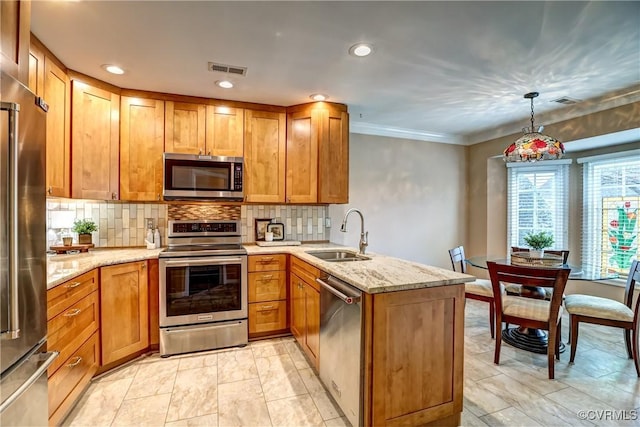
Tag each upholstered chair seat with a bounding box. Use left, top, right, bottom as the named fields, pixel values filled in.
left=502, top=296, right=563, bottom=323
left=565, top=295, right=633, bottom=322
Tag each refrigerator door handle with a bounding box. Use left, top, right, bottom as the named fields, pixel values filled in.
left=0, top=351, right=58, bottom=414
left=0, top=102, right=20, bottom=340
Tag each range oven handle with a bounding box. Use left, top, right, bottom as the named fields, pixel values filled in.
left=162, top=257, right=245, bottom=268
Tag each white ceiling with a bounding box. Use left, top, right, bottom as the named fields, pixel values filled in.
left=31, top=1, right=640, bottom=145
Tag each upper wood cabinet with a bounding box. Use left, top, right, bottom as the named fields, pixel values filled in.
left=44, top=59, right=71, bottom=198
left=286, top=109, right=318, bottom=203
left=28, top=35, right=44, bottom=96
left=71, top=80, right=120, bottom=200
left=206, top=105, right=244, bottom=157
left=100, top=261, right=149, bottom=366
left=1, top=0, right=30, bottom=84
left=244, top=110, right=286, bottom=203
left=164, top=101, right=206, bottom=154
left=120, top=96, right=165, bottom=201
left=286, top=102, right=349, bottom=204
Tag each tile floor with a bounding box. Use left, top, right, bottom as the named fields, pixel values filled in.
left=64, top=299, right=640, bottom=426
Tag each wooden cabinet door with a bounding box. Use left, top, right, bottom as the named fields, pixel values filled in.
left=244, top=110, right=286, bottom=203
left=304, top=283, right=320, bottom=361
left=148, top=259, right=160, bottom=348
left=120, top=97, right=165, bottom=201
left=165, top=101, right=206, bottom=154
left=0, top=0, right=30, bottom=84
left=44, top=58, right=71, bottom=198
left=100, top=261, right=149, bottom=366
left=286, top=108, right=318, bottom=203
left=71, top=81, right=120, bottom=200
left=289, top=272, right=305, bottom=342
left=28, top=37, right=45, bottom=96
left=206, top=105, right=244, bottom=157
left=318, top=107, right=349, bottom=204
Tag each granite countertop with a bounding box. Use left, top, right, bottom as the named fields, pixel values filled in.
left=47, top=244, right=474, bottom=293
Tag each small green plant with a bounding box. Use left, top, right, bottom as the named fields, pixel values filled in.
left=524, top=231, right=554, bottom=251
left=72, top=218, right=98, bottom=234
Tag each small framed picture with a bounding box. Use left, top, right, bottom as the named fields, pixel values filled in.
left=255, top=218, right=272, bottom=241
left=267, top=222, right=285, bottom=241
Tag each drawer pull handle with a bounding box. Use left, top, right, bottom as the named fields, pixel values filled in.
left=66, top=356, right=83, bottom=368
left=261, top=275, right=274, bottom=280
left=260, top=305, right=274, bottom=310
left=64, top=308, right=82, bottom=317
left=65, top=281, right=81, bottom=289
left=260, top=257, right=274, bottom=262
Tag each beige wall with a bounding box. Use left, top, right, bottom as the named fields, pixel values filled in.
left=329, top=133, right=467, bottom=269
left=466, top=102, right=640, bottom=292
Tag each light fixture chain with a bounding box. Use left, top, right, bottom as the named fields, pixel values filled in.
left=530, top=96, right=535, bottom=132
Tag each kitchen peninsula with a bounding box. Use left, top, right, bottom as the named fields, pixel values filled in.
left=47, top=245, right=472, bottom=426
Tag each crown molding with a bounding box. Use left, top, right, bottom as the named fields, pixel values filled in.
left=349, top=121, right=464, bottom=145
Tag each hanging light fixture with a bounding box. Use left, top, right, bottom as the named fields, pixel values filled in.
left=503, top=92, right=564, bottom=162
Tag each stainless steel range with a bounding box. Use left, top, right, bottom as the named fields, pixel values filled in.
left=159, top=220, right=247, bottom=356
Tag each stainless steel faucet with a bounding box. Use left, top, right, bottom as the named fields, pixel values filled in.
left=340, top=208, right=368, bottom=254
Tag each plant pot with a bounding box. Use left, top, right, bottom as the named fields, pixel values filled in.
left=530, top=249, right=544, bottom=258
left=78, top=233, right=92, bottom=245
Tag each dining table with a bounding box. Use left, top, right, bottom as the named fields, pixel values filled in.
left=465, top=255, right=619, bottom=355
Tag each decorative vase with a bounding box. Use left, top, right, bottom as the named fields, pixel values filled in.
left=78, top=233, right=92, bottom=244
left=530, top=249, right=544, bottom=258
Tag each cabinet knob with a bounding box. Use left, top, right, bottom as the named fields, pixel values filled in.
left=208, top=151, right=211, bottom=156
left=112, top=192, right=117, bottom=200
left=157, top=193, right=161, bottom=201
left=141, top=263, right=146, bottom=270
left=47, top=186, right=52, bottom=195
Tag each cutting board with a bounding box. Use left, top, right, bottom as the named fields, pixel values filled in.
left=50, top=243, right=94, bottom=254
left=255, top=241, right=301, bottom=247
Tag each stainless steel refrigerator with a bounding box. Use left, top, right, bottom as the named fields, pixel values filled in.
left=1, top=72, right=58, bottom=426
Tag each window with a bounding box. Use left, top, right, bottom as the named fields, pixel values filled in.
left=579, top=151, right=640, bottom=278
left=507, top=161, right=570, bottom=252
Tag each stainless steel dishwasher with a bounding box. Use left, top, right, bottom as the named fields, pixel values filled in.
left=316, top=276, right=363, bottom=427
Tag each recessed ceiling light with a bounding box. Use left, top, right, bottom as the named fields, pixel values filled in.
left=348, top=43, right=373, bottom=57
left=310, top=93, right=328, bottom=101
left=216, top=80, right=234, bottom=89
left=102, top=64, right=125, bottom=75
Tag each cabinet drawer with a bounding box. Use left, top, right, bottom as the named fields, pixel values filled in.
left=248, top=254, right=287, bottom=272
left=48, top=332, right=100, bottom=421
left=47, top=291, right=99, bottom=377
left=47, top=269, right=99, bottom=320
left=248, top=271, right=286, bottom=302
left=249, top=300, right=287, bottom=334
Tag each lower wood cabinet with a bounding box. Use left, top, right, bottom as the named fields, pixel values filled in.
left=248, top=254, right=288, bottom=338
left=46, top=269, right=100, bottom=426
left=289, top=256, right=321, bottom=370
left=100, top=261, right=149, bottom=367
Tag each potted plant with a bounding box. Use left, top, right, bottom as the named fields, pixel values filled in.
left=72, top=219, right=98, bottom=245
left=524, top=231, right=554, bottom=258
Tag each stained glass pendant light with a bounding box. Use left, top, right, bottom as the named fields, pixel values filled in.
left=503, top=92, right=564, bottom=162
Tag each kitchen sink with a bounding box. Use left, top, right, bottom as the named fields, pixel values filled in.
left=306, top=250, right=371, bottom=262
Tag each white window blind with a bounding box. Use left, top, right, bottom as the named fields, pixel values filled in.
left=580, top=151, right=640, bottom=277
left=507, top=162, right=569, bottom=252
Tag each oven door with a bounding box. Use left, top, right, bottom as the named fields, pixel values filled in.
left=159, top=255, right=247, bottom=327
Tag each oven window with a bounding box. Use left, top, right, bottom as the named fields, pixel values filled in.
left=172, top=165, right=229, bottom=191
left=165, top=264, right=241, bottom=316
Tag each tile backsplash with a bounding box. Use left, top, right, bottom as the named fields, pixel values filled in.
left=46, top=199, right=330, bottom=248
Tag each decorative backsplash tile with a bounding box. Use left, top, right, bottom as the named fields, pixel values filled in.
left=46, top=200, right=330, bottom=248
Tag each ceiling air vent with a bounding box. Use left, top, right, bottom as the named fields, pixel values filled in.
left=552, top=96, right=581, bottom=105
left=207, top=62, right=247, bottom=76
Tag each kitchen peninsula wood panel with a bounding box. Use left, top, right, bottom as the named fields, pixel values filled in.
left=120, top=97, right=165, bottom=201
left=244, top=110, right=286, bottom=203
left=366, top=284, right=464, bottom=426
left=100, top=261, right=149, bottom=366
left=71, top=80, right=120, bottom=200
left=206, top=105, right=244, bottom=157
left=44, top=58, right=71, bottom=197
left=164, top=101, right=206, bottom=154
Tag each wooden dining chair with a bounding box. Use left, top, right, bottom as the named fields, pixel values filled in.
left=487, top=261, right=570, bottom=379
left=507, top=247, right=570, bottom=300
left=565, top=260, right=640, bottom=376
left=449, top=246, right=496, bottom=338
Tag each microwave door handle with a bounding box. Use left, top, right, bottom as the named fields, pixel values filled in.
left=1, top=102, right=20, bottom=340
left=163, top=257, right=244, bottom=268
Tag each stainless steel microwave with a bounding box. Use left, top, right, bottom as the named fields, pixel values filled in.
left=163, top=153, right=244, bottom=200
